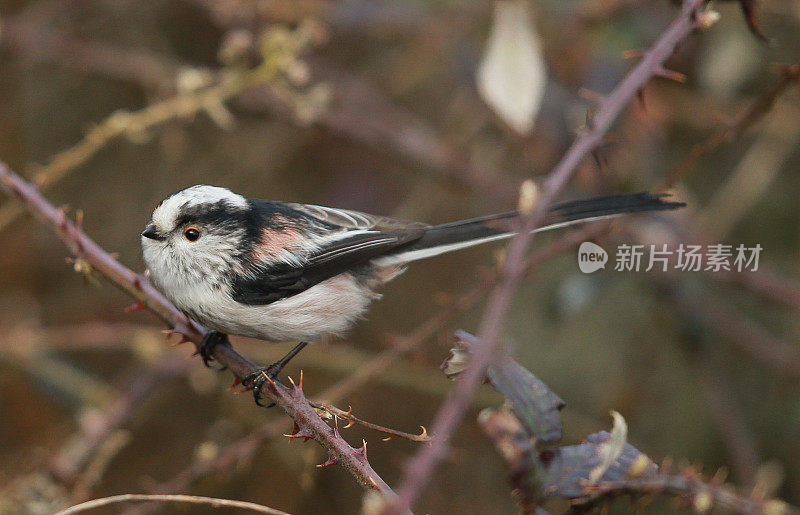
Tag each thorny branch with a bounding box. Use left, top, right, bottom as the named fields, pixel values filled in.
left=387, top=1, right=710, bottom=511
left=479, top=402, right=787, bottom=514
left=55, top=493, right=289, bottom=515
left=0, top=162, right=396, bottom=499
left=312, top=402, right=430, bottom=443
left=131, top=223, right=608, bottom=509
left=581, top=473, right=785, bottom=513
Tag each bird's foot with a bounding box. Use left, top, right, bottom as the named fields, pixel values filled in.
left=199, top=330, right=231, bottom=369
left=241, top=362, right=285, bottom=407
left=241, top=341, right=309, bottom=407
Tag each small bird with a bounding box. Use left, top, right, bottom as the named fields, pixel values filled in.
left=142, top=185, right=683, bottom=401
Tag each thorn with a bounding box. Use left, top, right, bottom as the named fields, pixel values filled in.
left=59, top=209, right=69, bottom=231
left=285, top=426, right=314, bottom=441
left=654, top=66, right=687, bottom=83
left=171, top=334, right=191, bottom=347
left=228, top=377, right=242, bottom=391
left=345, top=405, right=353, bottom=417
left=418, top=426, right=429, bottom=440
left=332, top=417, right=340, bottom=439
left=578, top=88, right=606, bottom=105
left=382, top=435, right=395, bottom=442
left=124, top=301, right=146, bottom=312
left=132, top=274, right=143, bottom=290
left=344, top=420, right=355, bottom=429
left=316, top=454, right=338, bottom=468
left=287, top=375, right=295, bottom=387
left=352, top=439, right=368, bottom=461
left=298, top=370, right=304, bottom=391
left=109, top=252, right=120, bottom=259
left=75, top=209, right=84, bottom=228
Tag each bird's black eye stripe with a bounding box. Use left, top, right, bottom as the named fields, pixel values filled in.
left=184, top=226, right=200, bottom=241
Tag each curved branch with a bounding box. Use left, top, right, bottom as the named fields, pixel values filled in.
left=388, top=1, right=708, bottom=512
left=0, top=162, right=395, bottom=498
left=55, top=493, right=289, bottom=515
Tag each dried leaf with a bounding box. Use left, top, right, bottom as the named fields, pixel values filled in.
left=539, top=431, right=659, bottom=498
left=441, top=343, right=470, bottom=379
left=487, top=355, right=564, bottom=443
left=477, top=0, right=546, bottom=135
left=451, top=331, right=564, bottom=443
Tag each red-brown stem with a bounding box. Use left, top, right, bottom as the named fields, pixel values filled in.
left=388, top=1, right=707, bottom=512
left=0, top=162, right=395, bottom=498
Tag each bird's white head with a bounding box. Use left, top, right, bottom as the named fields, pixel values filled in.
left=141, top=185, right=251, bottom=293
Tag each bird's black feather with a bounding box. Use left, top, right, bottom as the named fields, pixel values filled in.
left=230, top=193, right=684, bottom=305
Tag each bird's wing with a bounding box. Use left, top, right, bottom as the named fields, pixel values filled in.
left=230, top=202, right=427, bottom=305
left=290, top=203, right=430, bottom=231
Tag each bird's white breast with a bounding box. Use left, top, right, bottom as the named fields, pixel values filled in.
left=144, top=235, right=377, bottom=342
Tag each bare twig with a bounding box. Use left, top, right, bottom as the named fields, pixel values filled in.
left=0, top=162, right=395, bottom=497
left=0, top=16, right=518, bottom=225
left=662, top=62, right=800, bottom=190
left=387, top=2, right=707, bottom=511
left=55, top=493, right=289, bottom=515
left=0, top=23, right=313, bottom=233
left=582, top=473, right=783, bottom=514
left=311, top=402, right=430, bottom=442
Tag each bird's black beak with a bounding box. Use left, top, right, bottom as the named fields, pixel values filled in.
left=141, top=224, right=165, bottom=241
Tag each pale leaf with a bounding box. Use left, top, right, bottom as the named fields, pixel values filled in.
left=589, top=410, right=628, bottom=484
left=477, top=0, right=546, bottom=135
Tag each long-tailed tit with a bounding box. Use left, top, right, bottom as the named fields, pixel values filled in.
left=142, top=185, right=683, bottom=402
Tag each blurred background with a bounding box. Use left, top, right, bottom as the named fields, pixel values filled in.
left=1, top=0, right=799, bottom=513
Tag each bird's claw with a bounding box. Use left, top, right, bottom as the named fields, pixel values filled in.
left=242, top=364, right=282, bottom=408
left=199, top=330, right=231, bottom=370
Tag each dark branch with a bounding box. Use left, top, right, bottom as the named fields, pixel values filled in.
left=388, top=1, right=708, bottom=511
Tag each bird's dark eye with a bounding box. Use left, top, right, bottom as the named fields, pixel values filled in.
left=183, top=226, right=200, bottom=241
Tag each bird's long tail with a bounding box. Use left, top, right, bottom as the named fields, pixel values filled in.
left=377, top=193, right=684, bottom=266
